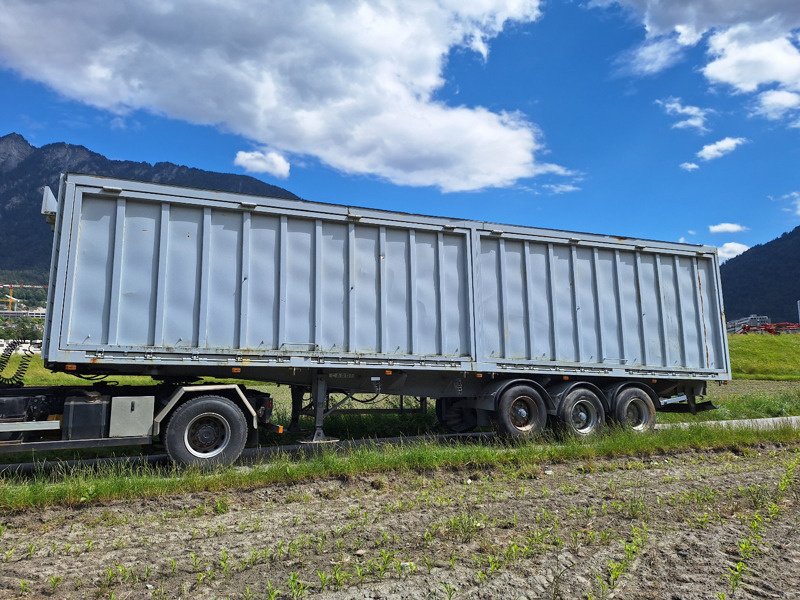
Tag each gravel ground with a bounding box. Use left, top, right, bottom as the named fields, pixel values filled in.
left=0, top=444, right=798, bottom=599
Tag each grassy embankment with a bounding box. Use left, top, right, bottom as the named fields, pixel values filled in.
left=1, top=425, right=799, bottom=511
left=729, top=333, right=800, bottom=381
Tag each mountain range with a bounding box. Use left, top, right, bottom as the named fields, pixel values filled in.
left=1, top=132, right=797, bottom=323
left=720, top=225, right=800, bottom=323
left=0, top=132, right=298, bottom=274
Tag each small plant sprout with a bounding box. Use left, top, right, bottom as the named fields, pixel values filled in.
left=48, top=575, right=63, bottom=593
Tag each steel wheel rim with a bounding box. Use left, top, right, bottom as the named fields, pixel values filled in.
left=571, top=398, right=599, bottom=434
left=509, top=396, right=538, bottom=431
left=184, top=412, right=231, bottom=458
left=625, top=397, right=650, bottom=431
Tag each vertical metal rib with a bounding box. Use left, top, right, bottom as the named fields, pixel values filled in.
left=408, top=229, right=418, bottom=354
left=673, top=255, right=687, bottom=367
left=522, top=241, right=535, bottom=360
left=238, top=211, right=251, bottom=350
left=379, top=227, right=388, bottom=354
left=277, top=216, right=288, bottom=349
left=436, top=232, right=446, bottom=355
left=313, top=220, right=322, bottom=348
left=546, top=243, right=557, bottom=360
left=497, top=238, right=508, bottom=358
left=654, top=253, right=668, bottom=366
left=633, top=250, right=647, bottom=366
left=197, top=207, right=212, bottom=348
left=106, top=198, right=126, bottom=345
left=347, top=223, right=357, bottom=352
left=570, top=245, right=581, bottom=363
left=153, top=203, right=170, bottom=347
left=691, top=257, right=707, bottom=369
left=613, top=250, right=625, bottom=364
left=591, top=248, right=604, bottom=363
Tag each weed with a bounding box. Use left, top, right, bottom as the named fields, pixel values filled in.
left=219, top=548, right=231, bottom=576
left=727, top=561, right=747, bottom=593
left=265, top=580, right=280, bottom=600
left=317, top=570, right=330, bottom=590
left=213, top=497, right=230, bottom=514
left=287, top=572, right=307, bottom=599
left=445, top=512, right=487, bottom=542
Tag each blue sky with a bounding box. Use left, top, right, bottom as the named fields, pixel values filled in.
left=1, top=1, right=799, bottom=259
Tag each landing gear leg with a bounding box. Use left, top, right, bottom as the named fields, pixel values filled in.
left=302, top=373, right=338, bottom=444
left=687, top=392, right=697, bottom=415
left=288, top=386, right=304, bottom=433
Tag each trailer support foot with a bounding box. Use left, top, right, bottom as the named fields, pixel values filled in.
left=301, top=374, right=338, bottom=444
left=288, top=386, right=304, bottom=433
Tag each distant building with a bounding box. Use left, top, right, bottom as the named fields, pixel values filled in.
left=727, top=314, right=770, bottom=333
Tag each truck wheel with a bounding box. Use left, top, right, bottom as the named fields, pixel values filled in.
left=495, top=385, right=546, bottom=439
left=557, top=388, right=605, bottom=436
left=164, top=395, right=247, bottom=467
left=613, top=388, right=656, bottom=432
left=436, top=397, right=477, bottom=433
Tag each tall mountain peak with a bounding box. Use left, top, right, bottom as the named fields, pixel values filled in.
left=0, top=132, right=35, bottom=173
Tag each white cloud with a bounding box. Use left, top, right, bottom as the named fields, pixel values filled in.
left=0, top=1, right=554, bottom=192
left=600, top=2, right=800, bottom=126
left=678, top=236, right=687, bottom=243
left=717, top=241, right=749, bottom=261
left=542, top=183, right=581, bottom=194
left=782, top=191, right=800, bottom=216
left=696, top=136, right=747, bottom=161
left=688, top=229, right=697, bottom=235
left=704, top=25, right=800, bottom=93
left=756, top=89, right=800, bottom=119
left=709, top=222, right=748, bottom=233
left=620, top=37, right=685, bottom=75
left=657, top=97, right=711, bottom=131
left=234, top=149, right=290, bottom=178
left=680, top=162, right=700, bottom=171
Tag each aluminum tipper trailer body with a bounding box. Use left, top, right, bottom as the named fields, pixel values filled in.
left=0, top=174, right=729, bottom=464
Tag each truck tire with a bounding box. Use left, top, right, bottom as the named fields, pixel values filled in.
left=613, top=387, right=656, bottom=432
left=557, top=388, right=605, bottom=436
left=495, top=385, right=546, bottom=439
left=164, top=395, right=248, bottom=467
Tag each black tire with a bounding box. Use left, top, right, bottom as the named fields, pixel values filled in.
left=495, top=385, right=547, bottom=439
left=436, top=397, right=477, bottom=433
left=557, top=387, right=606, bottom=436
left=164, top=395, right=248, bottom=467
left=613, top=387, right=656, bottom=432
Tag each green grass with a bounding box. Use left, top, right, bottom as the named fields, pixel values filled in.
left=0, top=426, right=798, bottom=511
left=728, top=334, right=800, bottom=381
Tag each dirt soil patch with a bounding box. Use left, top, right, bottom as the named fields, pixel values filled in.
left=1, top=445, right=799, bottom=599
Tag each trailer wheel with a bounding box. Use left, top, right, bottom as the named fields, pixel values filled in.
left=613, top=388, right=656, bottom=432
left=436, top=397, right=477, bottom=433
left=557, top=388, right=605, bottom=436
left=164, top=395, right=248, bottom=466
left=495, top=385, right=547, bottom=439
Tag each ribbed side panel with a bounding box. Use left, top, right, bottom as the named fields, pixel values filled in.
left=476, top=234, right=724, bottom=371
left=65, top=194, right=472, bottom=358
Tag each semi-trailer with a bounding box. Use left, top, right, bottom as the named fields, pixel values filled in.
left=0, top=174, right=730, bottom=465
